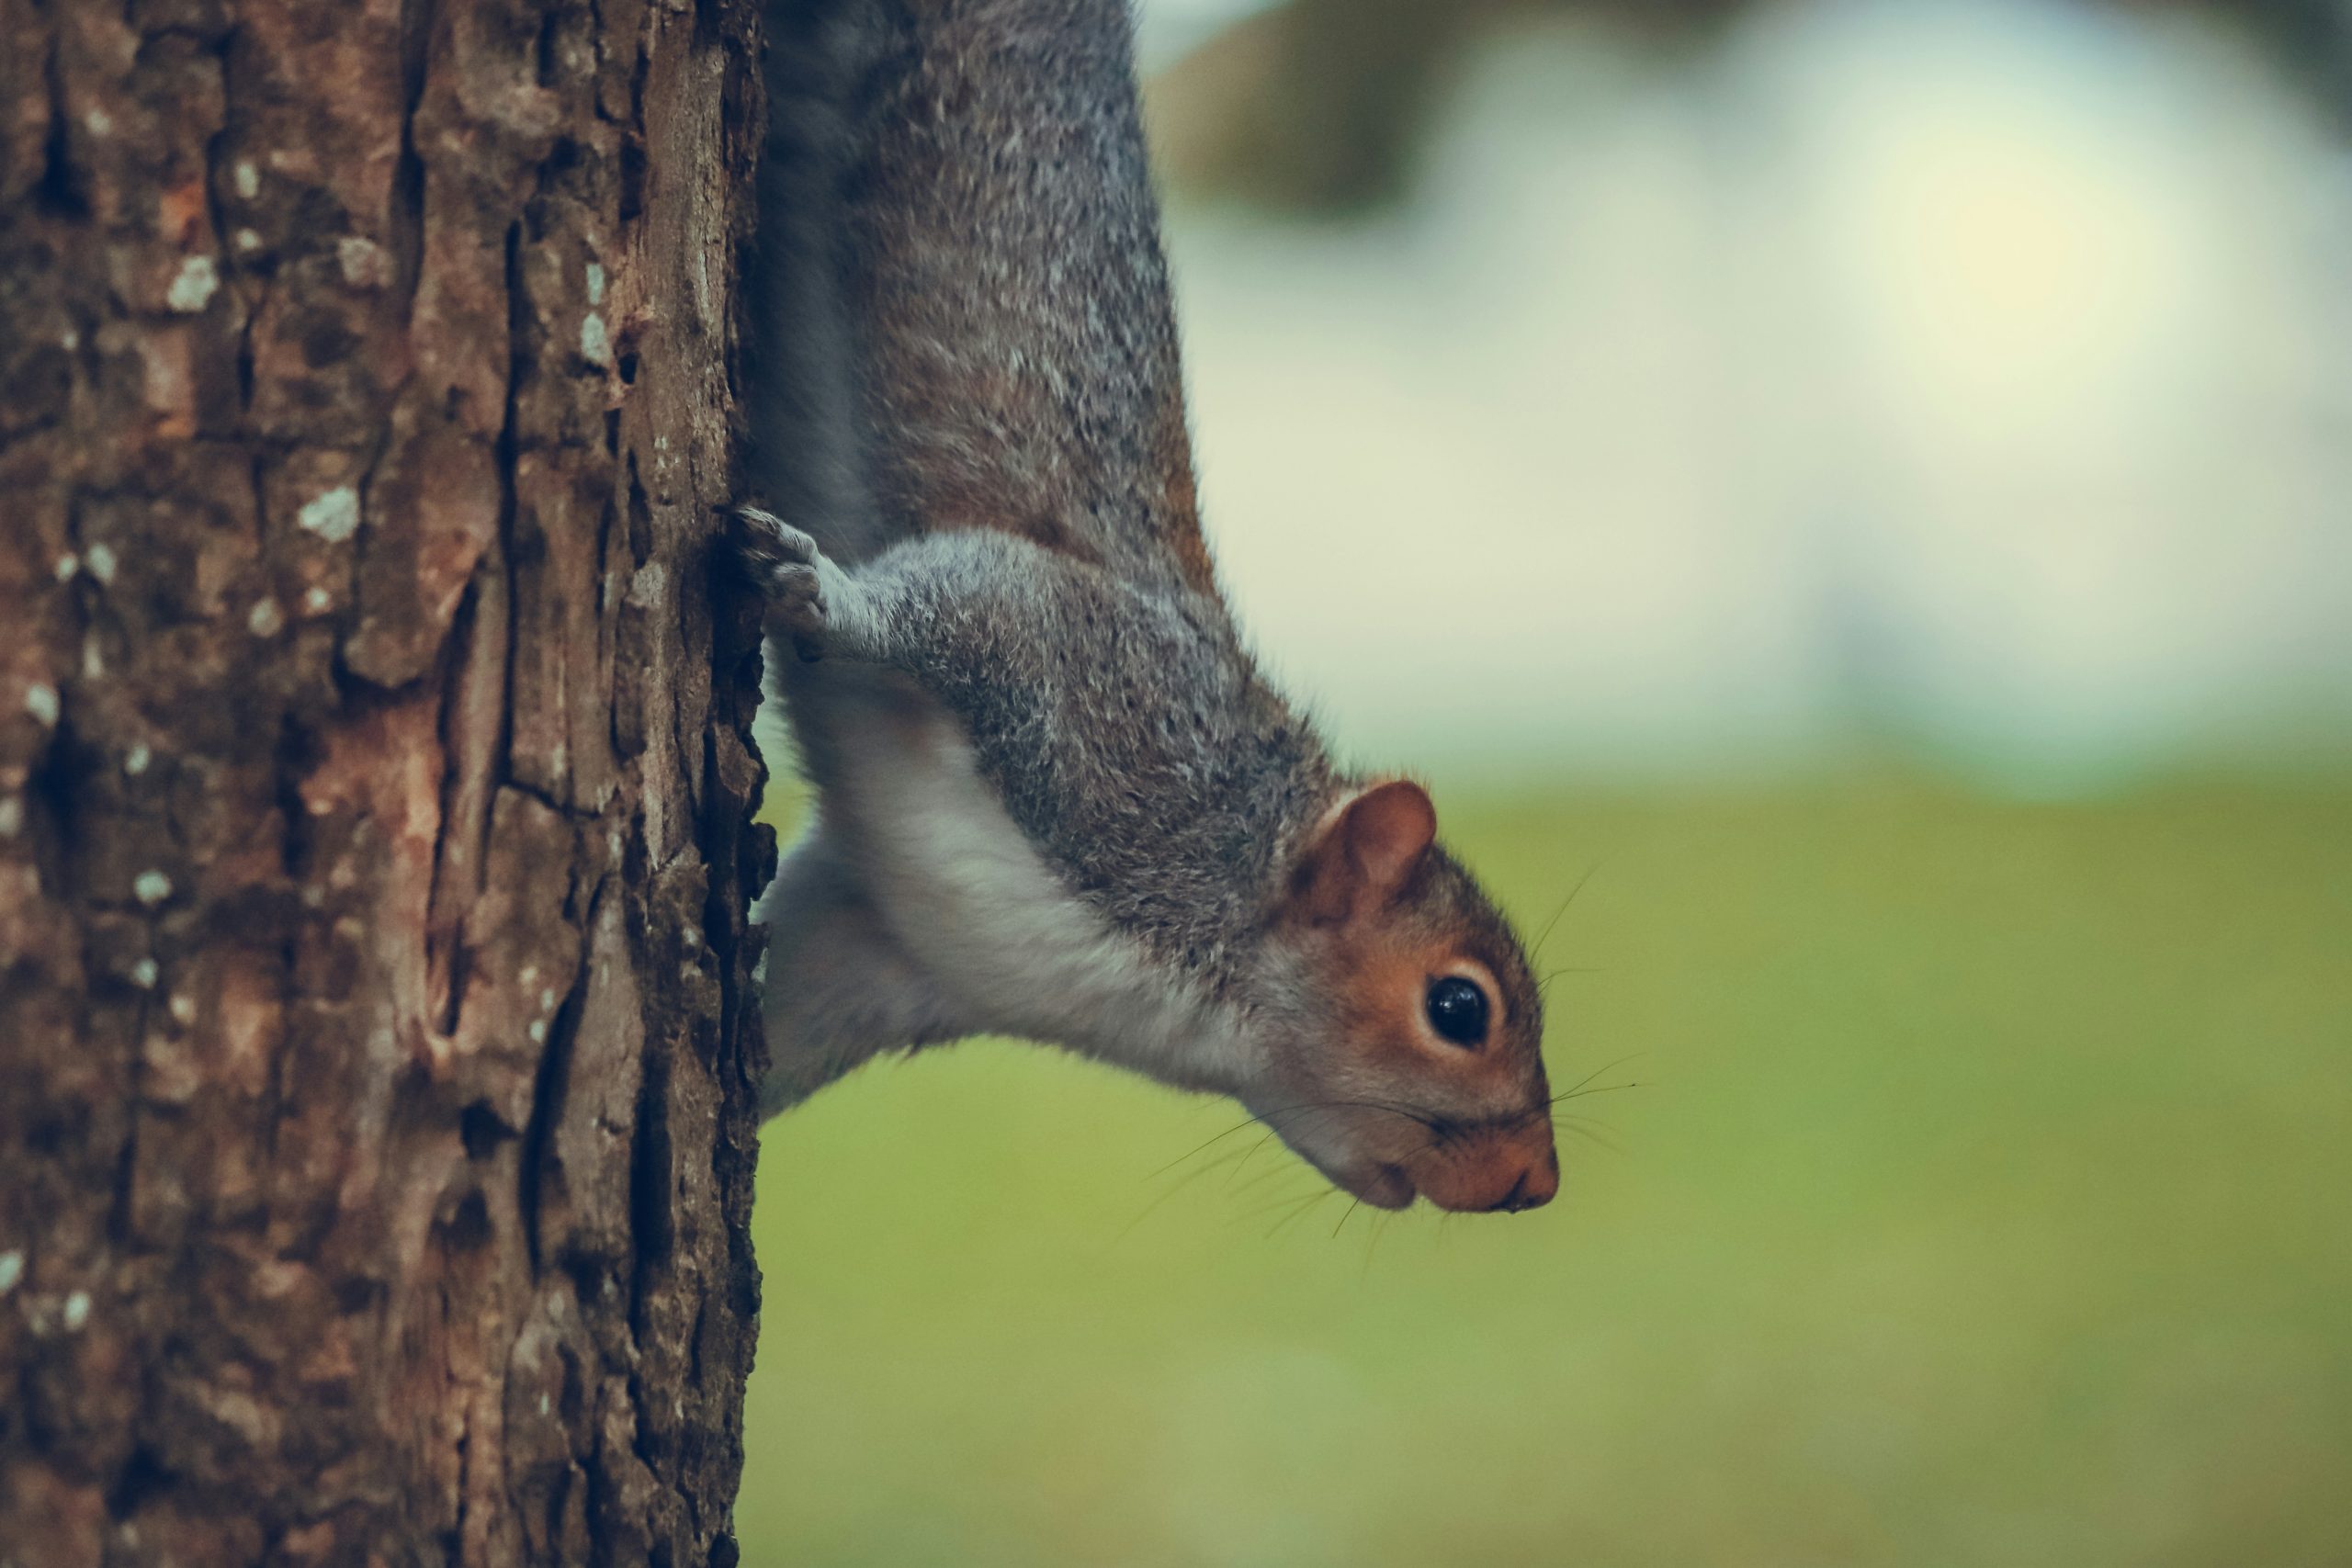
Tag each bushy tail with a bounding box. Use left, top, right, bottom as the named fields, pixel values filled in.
left=745, top=0, right=899, bottom=563
left=749, top=0, right=1215, bottom=591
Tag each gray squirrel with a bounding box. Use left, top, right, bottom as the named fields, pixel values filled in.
left=738, top=0, right=1558, bottom=1213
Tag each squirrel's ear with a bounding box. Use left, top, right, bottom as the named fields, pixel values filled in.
left=1290, top=779, right=1438, bottom=927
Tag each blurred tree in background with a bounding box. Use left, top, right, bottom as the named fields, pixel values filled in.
left=1148, top=0, right=2352, bottom=214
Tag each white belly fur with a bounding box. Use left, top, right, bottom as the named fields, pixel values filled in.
left=771, top=661, right=1249, bottom=1093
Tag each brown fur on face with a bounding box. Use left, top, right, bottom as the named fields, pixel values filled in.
left=1255, top=782, right=1556, bottom=1213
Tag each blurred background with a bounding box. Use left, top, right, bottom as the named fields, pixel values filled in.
left=739, top=0, right=2352, bottom=1562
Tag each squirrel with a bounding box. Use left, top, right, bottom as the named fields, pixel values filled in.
left=737, top=0, right=1558, bottom=1214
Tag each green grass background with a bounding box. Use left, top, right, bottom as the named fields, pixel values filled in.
left=733, top=774, right=2352, bottom=1566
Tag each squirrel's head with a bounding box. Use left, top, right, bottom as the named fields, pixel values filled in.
left=1247, top=780, right=1556, bottom=1214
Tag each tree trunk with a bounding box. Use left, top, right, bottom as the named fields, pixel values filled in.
left=0, top=1, right=771, bottom=1562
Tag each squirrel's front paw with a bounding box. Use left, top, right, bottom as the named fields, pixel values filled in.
left=732, top=505, right=831, bottom=660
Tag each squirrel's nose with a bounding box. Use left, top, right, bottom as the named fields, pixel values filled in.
left=1481, top=1146, right=1559, bottom=1213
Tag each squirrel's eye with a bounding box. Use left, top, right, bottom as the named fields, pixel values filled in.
left=1424, top=976, right=1488, bottom=1047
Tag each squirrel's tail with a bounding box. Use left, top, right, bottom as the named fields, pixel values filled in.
left=752, top=0, right=1216, bottom=592
left=745, top=0, right=900, bottom=564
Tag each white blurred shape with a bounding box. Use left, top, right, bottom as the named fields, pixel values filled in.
left=1157, top=0, right=2352, bottom=788
left=1792, top=2, right=2209, bottom=454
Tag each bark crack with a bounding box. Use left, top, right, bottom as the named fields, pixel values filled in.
left=519, top=874, right=603, bottom=1277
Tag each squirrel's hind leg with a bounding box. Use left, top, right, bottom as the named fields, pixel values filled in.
left=756, top=824, right=968, bottom=1115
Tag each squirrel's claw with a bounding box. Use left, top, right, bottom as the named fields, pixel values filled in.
left=732, top=505, right=830, bottom=660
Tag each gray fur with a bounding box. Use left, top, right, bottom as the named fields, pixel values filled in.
left=740, top=510, right=1338, bottom=992
left=753, top=0, right=1209, bottom=582
left=748, top=0, right=1346, bottom=997
left=744, top=0, right=1555, bottom=1209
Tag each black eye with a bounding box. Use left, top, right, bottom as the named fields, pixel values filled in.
left=1424, top=976, right=1489, bottom=1047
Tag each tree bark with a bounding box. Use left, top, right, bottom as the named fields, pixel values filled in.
left=0, top=1, right=770, bottom=1562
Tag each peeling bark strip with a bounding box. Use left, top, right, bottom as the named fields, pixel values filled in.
left=0, top=1, right=771, bottom=1562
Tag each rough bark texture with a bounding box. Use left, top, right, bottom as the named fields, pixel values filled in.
left=0, top=1, right=771, bottom=1562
